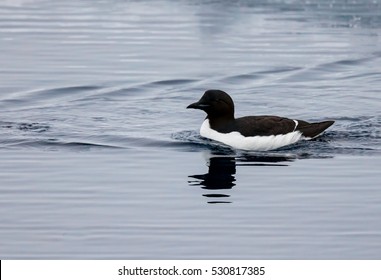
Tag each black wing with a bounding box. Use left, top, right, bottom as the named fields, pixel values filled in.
left=229, top=116, right=298, bottom=137
left=232, top=116, right=334, bottom=138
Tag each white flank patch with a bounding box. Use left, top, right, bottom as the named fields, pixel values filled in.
left=200, top=119, right=304, bottom=151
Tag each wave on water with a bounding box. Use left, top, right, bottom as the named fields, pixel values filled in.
left=1, top=121, right=50, bottom=133
left=2, top=139, right=120, bottom=150
left=1, top=114, right=379, bottom=154
left=0, top=120, right=120, bottom=150
left=1, top=77, right=380, bottom=155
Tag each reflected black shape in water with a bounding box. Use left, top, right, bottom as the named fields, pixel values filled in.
left=189, top=156, right=236, bottom=190
left=203, top=194, right=230, bottom=198
left=188, top=153, right=293, bottom=204
left=188, top=156, right=236, bottom=204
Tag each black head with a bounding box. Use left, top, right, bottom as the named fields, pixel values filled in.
left=187, top=89, right=235, bottom=119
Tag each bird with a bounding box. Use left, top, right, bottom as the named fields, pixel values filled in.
left=187, top=89, right=334, bottom=151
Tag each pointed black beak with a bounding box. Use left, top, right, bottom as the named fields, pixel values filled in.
left=187, top=101, right=210, bottom=110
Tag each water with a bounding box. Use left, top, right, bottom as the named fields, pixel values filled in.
left=0, top=0, right=381, bottom=259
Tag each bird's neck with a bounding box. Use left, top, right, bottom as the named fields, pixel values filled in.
left=207, top=114, right=235, bottom=133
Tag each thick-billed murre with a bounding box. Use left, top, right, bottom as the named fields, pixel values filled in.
left=187, top=89, right=334, bottom=151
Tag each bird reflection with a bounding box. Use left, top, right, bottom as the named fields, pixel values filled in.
left=189, top=156, right=236, bottom=189
left=188, top=152, right=292, bottom=204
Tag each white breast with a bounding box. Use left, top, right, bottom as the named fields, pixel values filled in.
left=200, top=119, right=304, bottom=151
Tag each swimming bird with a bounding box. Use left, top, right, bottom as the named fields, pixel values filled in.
left=187, top=89, right=334, bottom=151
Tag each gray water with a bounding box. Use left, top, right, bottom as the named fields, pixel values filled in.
left=1, top=0, right=381, bottom=259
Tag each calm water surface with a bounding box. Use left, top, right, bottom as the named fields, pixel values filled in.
left=0, top=0, right=381, bottom=259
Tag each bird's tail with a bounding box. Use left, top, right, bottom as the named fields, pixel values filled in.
left=298, top=120, right=335, bottom=139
